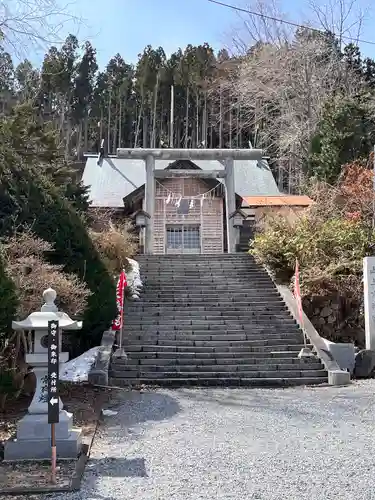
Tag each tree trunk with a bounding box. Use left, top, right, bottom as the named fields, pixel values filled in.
left=107, top=89, right=112, bottom=154
left=112, top=98, right=118, bottom=153
left=195, top=90, right=199, bottom=148
left=76, top=122, right=83, bottom=160
left=219, top=85, right=223, bottom=148
left=118, top=94, right=122, bottom=148
left=134, top=88, right=144, bottom=148
left=229, top=98, right=232, bottom=148
left=64, top=120, right=72, bottom=160
left=170, top=85, right=174, bottom=147
left=203, top=90, right=207, bottom=145
left=84, top=114, right=89, bottom=152
left=238, top=103, right=242, bottom=148
left=100, top=108, right=103, bottom=142
left=143, top=111, right=148, bottom=148
left=184, top=86, right=189, bottom=148
left=151, top=73, right=160, bottom=148
left=209, top=100, right=214, bottom=148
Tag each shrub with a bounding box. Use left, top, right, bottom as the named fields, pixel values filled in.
left=0, top=252, right=18, bottom=343
left=252, top=170, right=375, bottom=302
left=1, top=230, right=92, bottom=319
left=90, top=220, right=138, bottom=275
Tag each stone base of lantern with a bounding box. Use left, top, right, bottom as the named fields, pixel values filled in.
left=3, top=410, right=82, bottom=462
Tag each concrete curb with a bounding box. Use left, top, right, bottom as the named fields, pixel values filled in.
left=88, top=330, right=116, bottom=386
left=277, top=285, right=351, bottom=386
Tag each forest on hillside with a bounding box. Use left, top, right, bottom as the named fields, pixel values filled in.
left=1, top=0, right=375, bottom=194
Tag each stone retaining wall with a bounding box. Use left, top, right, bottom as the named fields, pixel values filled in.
left=302, top=295, right=364, bottom=347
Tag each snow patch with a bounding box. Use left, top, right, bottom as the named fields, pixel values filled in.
left=60, top=347, right=100, bottom=383
left=126, top=258, right=143, bottom=299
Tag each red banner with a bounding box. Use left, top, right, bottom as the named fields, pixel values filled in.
left=294, top=259, right=304, bottom=326
left=112, top=270, right=127, bottom=331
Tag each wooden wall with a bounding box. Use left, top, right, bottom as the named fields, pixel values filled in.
left=153, top=178, right=224, bottom=254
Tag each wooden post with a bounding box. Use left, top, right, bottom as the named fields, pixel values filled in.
left=48, top=319, right=59, bottom=484
left=51, top=423, right=56, bottom=484
left=225, top=158, right=236, bottom=253
left=145, top=155, right=155, bottom=254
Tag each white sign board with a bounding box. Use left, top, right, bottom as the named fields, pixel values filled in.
left=363, top=257, right=375, bottom=350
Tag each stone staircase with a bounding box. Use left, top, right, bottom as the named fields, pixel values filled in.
left=110, top=254, right=327, bottom=387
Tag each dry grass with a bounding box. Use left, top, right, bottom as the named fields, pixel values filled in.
left=89, top=219, right=138, bottom=275
left=1, top=230, right=91, bottom=319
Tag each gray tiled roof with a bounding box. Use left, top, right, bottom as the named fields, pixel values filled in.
left=81, top=156, right=280, bottom=208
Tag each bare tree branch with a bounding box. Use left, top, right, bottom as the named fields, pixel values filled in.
left=228, top=0, right=294, bottom=52
left=220, top=34, right=364, bottom=191
left=0, top=0, right=82, bottom=56
left=307, top=0, right=371, bottom=47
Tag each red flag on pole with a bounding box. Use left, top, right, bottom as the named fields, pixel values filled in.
left=112, top=270, right=127, bottom=331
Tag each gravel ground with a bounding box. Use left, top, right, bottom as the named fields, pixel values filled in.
left=12, top=380, right=375, bottom=500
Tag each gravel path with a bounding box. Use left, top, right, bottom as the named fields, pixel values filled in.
left=20, top=381, right=375, bottom=499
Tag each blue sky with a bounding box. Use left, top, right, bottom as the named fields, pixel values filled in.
left=26, top=0, right=375, bottom=68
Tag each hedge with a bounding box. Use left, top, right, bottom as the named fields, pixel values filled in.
left=0, top=251, right=18, bottom=342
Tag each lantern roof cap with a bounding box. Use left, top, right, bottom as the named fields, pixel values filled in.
left=12, top=288, right=82, bottom=331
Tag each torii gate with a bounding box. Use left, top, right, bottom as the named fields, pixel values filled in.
left=116, top=148, right=264, bottom=254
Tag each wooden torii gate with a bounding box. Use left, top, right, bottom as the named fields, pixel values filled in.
left=116, top=148, right=263, bottom=254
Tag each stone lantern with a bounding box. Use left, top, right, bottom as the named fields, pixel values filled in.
left=4, top=288, right=83, bottom=462
left=131, top=209, right=150, bottom=254
left=229, top=209, right=247, bottom=249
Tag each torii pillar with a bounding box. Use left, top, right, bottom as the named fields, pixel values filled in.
left=145, top=154, right=155, bottom=254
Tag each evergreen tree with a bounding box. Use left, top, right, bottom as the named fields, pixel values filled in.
left=308, top=93, right=375, bottom=183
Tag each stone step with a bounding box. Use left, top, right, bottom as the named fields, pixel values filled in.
left=126, top=344, right=309, bottom=353
left=111, top=368, right=327, bottom=379
left=142, top=288, right=277, bottom=295
left=143, top=281, right=274, bottom=286
left=109, top=376, right=327, bottom=388
left=125, top=327, right=301, bottom=336
left=125, top=338, right=304, bottom=347
left=141, top=270, right=264, bottom=274
left=125, top=326, right=298, bottom=334
left=127, top=304, right=285, bottom=310
left=113, top=356, right=316, bottom=366
left=125, top=333, right=302, bottom=342
left=142, top=272, right=264, bottom=276
left=133, top=302, right=284, bottom=307
left=125, top=325, right=298, bottom=332
left=111, top=363, right=324, bottom=376
left=136, top=256, right=256, bottom=261
left=133, top=297, right=283, bottom=303
left=125, top=318, right=297, bottom=326
left=141, top=271, right=273, bottom=283
left=126, top=301, right=286, bottom=307
left=125, top=320, right=295, bottom=327
left=137, top=259, right=256, bottom=262
left=125, top=308, right=290, bottom=316
left=120, top=350, right=301, bottom=360
left=142, top=292, right=275, bottom=298
left=135, top=291, right=282, bottom=297
left=142, top=271, right=269, bottom=276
